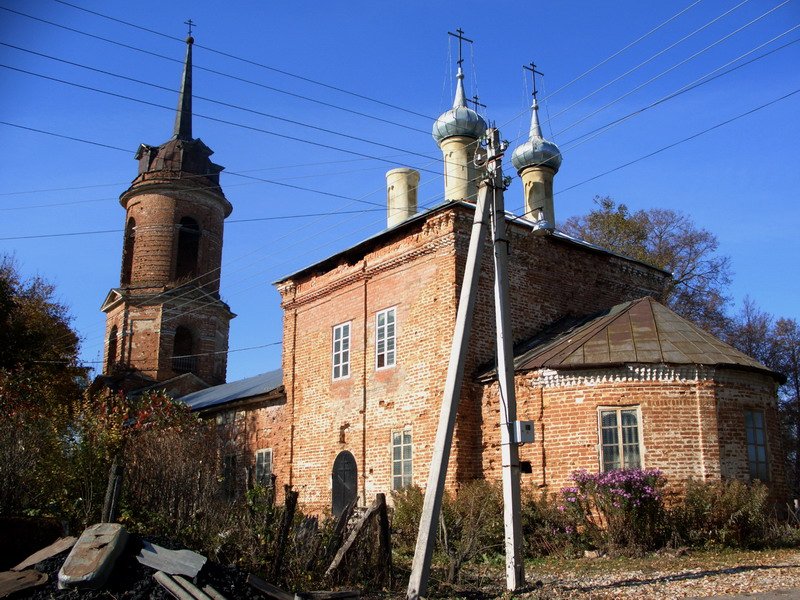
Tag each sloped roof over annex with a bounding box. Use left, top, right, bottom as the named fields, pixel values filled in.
left=179, top=368, right=283, bottom=412
left=478, top=297, right=782, bottom=382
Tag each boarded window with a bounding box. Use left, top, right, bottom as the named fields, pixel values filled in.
left=599, top=408, right=641, bottom=471
left=175, top=217, right=200, bottom=280
left=376, top=307, right=396, bottom=369
left=332, top=322, right=351, bottom=380
left=745, top=410, right=769, bottom=481
left=392, top=429, right=412, bottom=490
left=121, top=218, right=135, bottom=284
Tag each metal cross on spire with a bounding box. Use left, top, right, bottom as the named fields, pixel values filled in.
left=448, top=28, right=473, bottom=69
left=523, top=61, right=544, bottom=100
left=184, top=18, right=195, bottom=37
left=468, top=94, right=486, bottom=112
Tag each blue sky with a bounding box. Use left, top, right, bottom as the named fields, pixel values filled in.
left=1, top=0, right=798, bottom=382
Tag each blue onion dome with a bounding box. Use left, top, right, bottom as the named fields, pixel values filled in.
left=432, top=67, right=487, bottom=144
left=511, top=98, right=562, bottom=173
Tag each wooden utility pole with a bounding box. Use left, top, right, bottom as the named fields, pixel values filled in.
left=407, top=128, right=524, bottom=599
left=487, top=127, right=525, bottom=588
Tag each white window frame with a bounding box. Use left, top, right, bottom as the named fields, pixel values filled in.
left=597, top=406, right=643, bottom=472
left=375, top=307, right=397, bottom=370
left=332, top=322, right=351, bottom=380
left=255, top=448, right=273, bottom=487
left=391, top=428, right=412, bottom=490
left=744, top=409, right=769, bottom=481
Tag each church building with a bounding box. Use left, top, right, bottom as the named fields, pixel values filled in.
left=106, top=35, right=786, bottom=514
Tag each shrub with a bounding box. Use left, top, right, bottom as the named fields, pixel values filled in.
left=671, top=479, right=770, bottom=548
left=521, top=490, right=584, bottom=558
left=390, top=480, right=504, bottom=585
left=559, top=468, right=667, bottom=555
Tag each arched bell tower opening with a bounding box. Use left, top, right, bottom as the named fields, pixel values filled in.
left=100, top=33, right=234, bottom=390
left=121, top=218, right=135, bottom=285
left=176, top=217, right=201, bottom=280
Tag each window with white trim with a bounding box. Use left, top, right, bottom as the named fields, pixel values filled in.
left=599, top=407, right=642, bottom=471
left=392, top=429, right=412, bottom=490
left=255, top=448, right=273, bottom=487
left=332, top=322, right=351, bottom=380
left=376, top=307, right=396, bottom=369
left=745, top=410, right=769, bottom=481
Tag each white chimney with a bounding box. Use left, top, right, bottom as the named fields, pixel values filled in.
left=386, top=168, right=419, bottom=228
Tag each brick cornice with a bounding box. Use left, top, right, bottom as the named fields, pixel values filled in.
left=279, top=210, right=457, bottom=309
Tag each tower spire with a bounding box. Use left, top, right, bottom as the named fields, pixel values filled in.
left=523, top=62, right=544, bottom=138
left=173, top=21, right=194, bottom=141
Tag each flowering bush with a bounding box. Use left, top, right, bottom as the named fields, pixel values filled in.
left=558, top=468, right=667, bottom=555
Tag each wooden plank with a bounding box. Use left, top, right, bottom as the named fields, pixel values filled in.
left=173, top=574, right=213, bottom=600
left=247, top=573, right=294, bottom=600
left=202, top=583, right=228, bottom=600
left=12, top=536, right=77, bottom=571
left=375, top=493, right=393, bottom=587
left=153, top=571, right=196, bottom=600
left=57, top=523, right=128, bottom=590
left=0, top=570, right=48, bottom=598
left=271, top=486, right=298, bottom=580
left=325, top=495, right=381, bottom=577
left=136, top=540, right=207, bottom=578
left=321, top=497, right=357, bottom=567
left=295, top=591, right=360, bottom=600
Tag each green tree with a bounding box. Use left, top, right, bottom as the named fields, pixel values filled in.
left=0, top=256, right=85, bottom=515
left=726, top=300, right=800, bottom=494
left=562, top=197, right=732, bottom=335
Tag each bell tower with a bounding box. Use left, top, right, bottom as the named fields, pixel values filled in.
left=101, top=32, right=234, bottom=388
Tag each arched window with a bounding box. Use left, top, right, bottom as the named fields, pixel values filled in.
left=121, top=218, right=135, bottom=285
left=175, top=217, right=200, bottom=280
left=106, top=325, right=118, bottom=372
left=172, top=325, right=196, bottom=373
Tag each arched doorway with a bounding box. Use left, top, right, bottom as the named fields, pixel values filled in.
left=331, top=451, right=357, bottom=518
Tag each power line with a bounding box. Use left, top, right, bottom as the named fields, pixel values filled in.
left=0, top=5, right=431, bottom=135
left=559, top=31, right=800, bottom=152
left=0, top=64, right=445, bottom=178
left=51, top=0, right=436, bottom=121
left=547, top=0, right=757, bottom=125
left=0, top=42, right=441, bottom=164
left=544, top=0, right=706, bottom=100
left=552, top=0, right=794, bottom=139
left=0, top=208, right=385, bottom=240
left=0, top=120, right=131, bottom=153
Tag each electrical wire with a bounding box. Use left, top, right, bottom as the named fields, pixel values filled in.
left=0, top=64, right=445, bottom=178
left=0, top=42, right=441, bottom=164
left=0, top=5, right=432, bottom=134
left=50, top=0, right=437, bottom=121
left=551, top=0, right=794, bottom=139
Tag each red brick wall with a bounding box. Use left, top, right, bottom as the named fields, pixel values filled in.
left=479, top=366, right=786, bottom=500
left=103, top=177, right=232, bottom=385
left=276, top=204, right=672, bottom=512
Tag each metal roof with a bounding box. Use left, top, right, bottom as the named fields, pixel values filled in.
left=180, top=368, right=283, bottom=411
left=274, top=200, right=670, bottom=285
left=479, top=297, right=780, bottom=381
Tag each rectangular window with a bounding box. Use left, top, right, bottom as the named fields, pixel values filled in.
left=332, top=322, right=351, bottom=380
left=745, top=410, right=769, bottom=481
left=392, top=429, right=412, bottom=490
left=599, top=408, right=641, bottom=471
left=376, top=308, right=396, bottom=369
left=255, top=448, right=273, bottom=487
